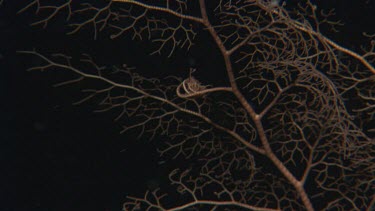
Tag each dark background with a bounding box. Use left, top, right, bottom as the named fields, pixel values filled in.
left=0, top=0, right=374, bottom=211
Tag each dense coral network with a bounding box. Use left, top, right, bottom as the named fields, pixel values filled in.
left=18, top=0, right=374, bottom=210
